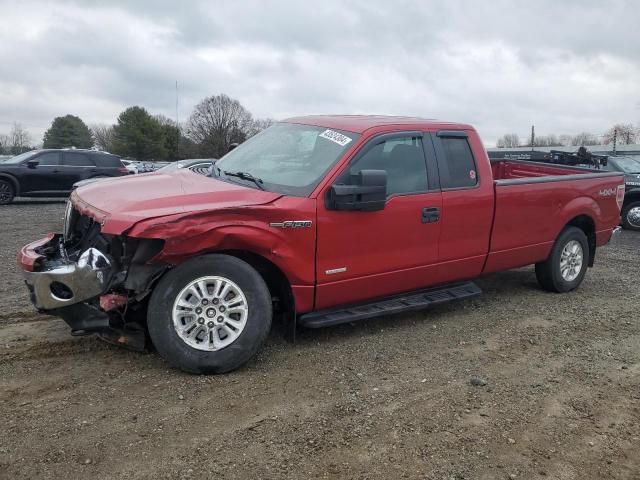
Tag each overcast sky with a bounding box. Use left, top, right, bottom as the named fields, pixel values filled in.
left=0, top=0, right=638, bottom=146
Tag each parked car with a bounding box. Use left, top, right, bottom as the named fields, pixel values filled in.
left=120, top=159, right=139, bottom=174
left=601, top=156, right=640, bottom=231
left=0, top=149, right=128, bottom=204
left=18, top=116, right=624, bottom=374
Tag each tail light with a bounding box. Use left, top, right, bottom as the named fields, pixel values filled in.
left=616, top=184, right=625, bottom=210
left=118, top=167, right=129, bottom=174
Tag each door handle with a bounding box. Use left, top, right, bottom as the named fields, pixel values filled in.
left=422, top=207, right=440, bottom=224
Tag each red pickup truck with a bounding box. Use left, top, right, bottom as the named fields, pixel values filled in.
left=18, top=116, right=625, bottom=373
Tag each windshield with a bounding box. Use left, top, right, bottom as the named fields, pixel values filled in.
left=609, top=157, right=640, bottom=174
left=214, top=123, right=360, bottom=196
left=1, top=150, right=37, bottom=164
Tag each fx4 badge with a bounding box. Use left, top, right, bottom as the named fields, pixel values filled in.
left=270, top=220, right=313, bottom=228
left=599, top=188, right=617, bottom=197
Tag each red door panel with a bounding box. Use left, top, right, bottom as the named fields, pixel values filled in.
left=315, top=192, right=442, bottom=309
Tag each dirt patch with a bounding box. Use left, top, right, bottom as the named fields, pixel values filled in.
left=1, top=200, right=639, bottom=479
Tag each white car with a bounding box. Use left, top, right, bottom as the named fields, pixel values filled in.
left=120, top=159, right=139, bottom=174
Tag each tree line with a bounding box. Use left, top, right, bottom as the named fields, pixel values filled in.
left=495, top=123, right=639, bottom=148
left=0, top=94, right=273, bottom=160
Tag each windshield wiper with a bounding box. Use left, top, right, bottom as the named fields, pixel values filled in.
left=223, top=170, right=265, bottom=190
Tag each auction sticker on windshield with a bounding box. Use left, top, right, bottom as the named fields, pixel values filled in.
left=319, top=129, right=353, bottom=147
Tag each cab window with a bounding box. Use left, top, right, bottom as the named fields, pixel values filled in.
left=345, top=135, right=428, bottom=196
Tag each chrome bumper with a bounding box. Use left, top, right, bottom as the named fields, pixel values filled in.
left=23, top=248, right=113, bottom=310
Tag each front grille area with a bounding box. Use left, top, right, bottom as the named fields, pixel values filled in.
left=64, top=206, right=108, bottom=259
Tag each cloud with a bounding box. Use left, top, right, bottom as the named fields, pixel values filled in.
left=0, top=0, right=638, bottom=146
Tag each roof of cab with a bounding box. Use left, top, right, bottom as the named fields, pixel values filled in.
left=282, top=115, right=473, bottom=134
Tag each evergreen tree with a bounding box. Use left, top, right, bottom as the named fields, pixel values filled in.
left=43, top=115, right=93, bottom=149
left=112, top=106, right=167, bottom=160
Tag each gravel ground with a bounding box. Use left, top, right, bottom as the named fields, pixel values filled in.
left=0, top=199, right=639, bottom=480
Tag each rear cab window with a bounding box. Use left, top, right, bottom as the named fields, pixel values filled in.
left=434, top=133, right=478, bottom=189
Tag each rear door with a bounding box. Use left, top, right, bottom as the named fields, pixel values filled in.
left=60, top=151, right=95, bottom=188
left=315, top=131, right=443, bottom=309
left=431, top=131, right=494, bottom=283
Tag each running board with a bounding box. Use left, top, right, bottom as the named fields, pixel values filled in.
left=298, top=281, right=481, bottom=329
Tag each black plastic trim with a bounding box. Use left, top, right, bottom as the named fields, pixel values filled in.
left=436, top=130, right=469, bottom=138
left=299, top=281, right=481, bottom=328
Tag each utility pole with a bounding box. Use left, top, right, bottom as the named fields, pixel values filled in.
left=613, top=128, right=617, bottom=156
left=175, top=80, right=179, bottom=160
left=530, top=125, right=535, bottom=150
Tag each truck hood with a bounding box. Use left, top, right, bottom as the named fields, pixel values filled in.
left=625, top=173, right=640, bottom=188
left=73, top=170, right=283, bottom=234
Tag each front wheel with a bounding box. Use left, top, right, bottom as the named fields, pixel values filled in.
left=147, top=254, right=272, bottom=374
left=621, top=201, right=640, bottom=231
left=0, top=179, right=15, bottom=205
left=535, top=226, right=589, bottom=293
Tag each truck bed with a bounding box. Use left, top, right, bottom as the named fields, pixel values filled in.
left=484, top=159, right=624, bottom=273
left=491, top=159, right=596, bottom=180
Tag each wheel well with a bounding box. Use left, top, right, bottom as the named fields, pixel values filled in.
left=218, top=250, right=295, bottom=317
left=566, top=215, right=596, bottom=267
left=0, top=174, right=19, bottom=195
left=623, top=192, right=640, bottom=209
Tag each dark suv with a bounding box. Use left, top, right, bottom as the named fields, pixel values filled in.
left=0, top=149, right=128, bottom=204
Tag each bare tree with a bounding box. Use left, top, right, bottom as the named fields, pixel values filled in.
left=9, top=122, right=32, bottom=154
left=571, top=132, right=600, bottom=146
left=496, top=133, right=520, bottom=148
left=0, top=133, right=9, bottom=154
left=248, top=118, right=276, bottom=137
left=558, top=134, right=573, bottom=146
left=91, top=124, right=116, bottom=152
left=545, top=134, right=562, bottom=146
left=603, top=123, right=637, bottom=145
left=186, top=94, right=255, bottom=158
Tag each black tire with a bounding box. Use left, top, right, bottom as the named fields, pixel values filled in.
left=147, top=254, right=272, bottom=374
left=535, top=226, right=589, bottom=293
left=621, top=201, right=640, bottom=232
left=0, top=179, right=15, bottom=205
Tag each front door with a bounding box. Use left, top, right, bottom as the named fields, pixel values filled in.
left=21, top=151, right=61, bottom=192
left=315, top=132, right=442, bottom=309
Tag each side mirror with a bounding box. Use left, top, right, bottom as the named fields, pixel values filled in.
left=27, top=160, right=38, bottom=169
left=327, top=169, right=387, bottom=211
left=228, top=142, right=239, bottom=153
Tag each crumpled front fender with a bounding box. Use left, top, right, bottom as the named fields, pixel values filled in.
left=126, top=198, right=317, bottom=288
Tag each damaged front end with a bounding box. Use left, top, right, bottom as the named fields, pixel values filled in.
left=18, top=200, right=167, bottom=350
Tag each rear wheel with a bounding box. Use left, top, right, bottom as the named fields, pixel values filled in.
left=535, top=226, right=589, bottom=293
left=621, top=201, right=640, bottom=231
left=147, top=254, right=272, bottom=374
left=0, top=180, right=15, bottom=205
